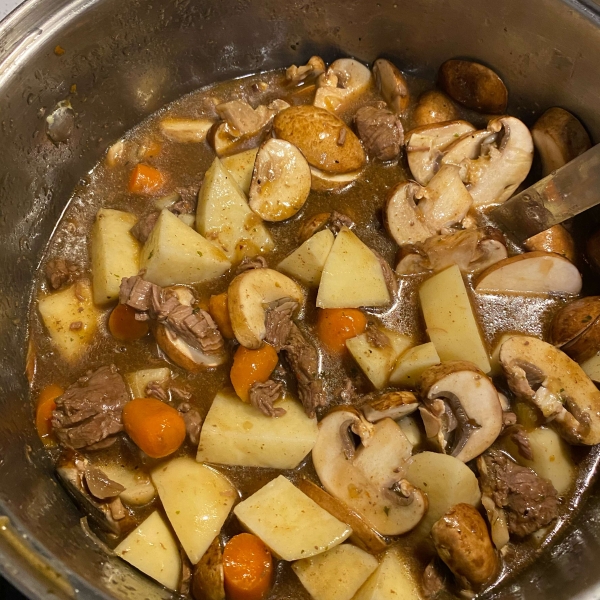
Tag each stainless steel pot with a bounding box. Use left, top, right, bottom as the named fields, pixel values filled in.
left=1, top=0, right=600, bottom=598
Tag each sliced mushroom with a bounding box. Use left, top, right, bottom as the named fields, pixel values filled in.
left=372, top=59, right=410, bottom=114
left=419, top=361, right=503, bottom=463
left=314, top=58, right=372, bottom=112
left=550, top=297, right=600, bottom=363
left=208, top=122, right=267, bottom=158
left=273, top=105, right=366, bottom=174
left=312, top=407, right=427, bottom=535
left=443, top=116, right=534, bottom=208
left=227, top=268, right=304, bottom=348
left=309, top=167, right=362, bottom=192
left=297, top=479, right=389, bottom=555
left=385, top=181, right=432, bottom=246
left=192, top=536, right=225, bottom=600
left=406, top=120, right=476, bottom=185
left=523, top=225, right=576, bottom=263
left=431, top=503, right=499, bottom=591
left=475, top=251, right=582, bottom=295
left=84, top=465, right=126, bottom=500
left=532, top=107, right=591, bottom=176
left=248, top=139, right=311, bottom=222
left=438, top=59, right=508, bottom=114
left=160, top=118, right=215, bottom=143
left=215, top=100, right=278, bottom=137
left=286, top=56, right=326, bottom=84
left=499, top=335, right=600, bottom=445
left=412, top=90, right=459, bottom=127
left=361, top=390, right=419, bottom=423
left=480, top=494, right=510, bottom=550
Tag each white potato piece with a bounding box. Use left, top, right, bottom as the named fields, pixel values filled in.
left=248, top=139, right=311, bottom=222
left=346, top=330, right=413, bottom=389
left=91, top=208, right=140, bottom=305
left=399, top=416, right=424, bottom=447
left=140, top=209, right=231, bottom=287
left=475, top=252, right=582, bottom=295
left=196, top=391, right=318, bottom=469
left=178, top=214, right=195, bottom=228
left=196, top=157, right=274, bottom=262
left=152, top=457, right=237, bottom=564
left=317, top=227, right=391, bottom=308
left=581, top=352, right=600, bottom=382
left=125, top=367, right=171, bottom=399
left=160, top=117, right=214, bottom=142
left=353, top=547, right=420, bottom=600
left=419, top=264, right=491, bottom=373
left=37, top=281, right=101, bottom=363
left=505, top=427, right=575, bottom=496
left=99, top=463, right=156, bottom=506
left=292, top=544, right=378, bottom=600
left=115, top=511, right=181, bottom=591
left=310, top=167, right=361, bottom=192
left=277, top=229, right=335, bottom=286
left=405, top=452, right=481, bottom=539
left=221, top=149, right=258, bottom=195
left=389, top=342, right=440, bottom=387
left=233, top=475, right=352, bottom=561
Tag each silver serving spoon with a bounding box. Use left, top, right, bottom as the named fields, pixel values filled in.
left=488, top=144, right=600, bottom=243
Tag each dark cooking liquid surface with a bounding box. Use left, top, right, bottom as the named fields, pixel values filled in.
left=27, top=68, right=596, bottom=598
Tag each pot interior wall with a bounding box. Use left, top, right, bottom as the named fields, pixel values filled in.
left=1, top=0, right=600, bottom=598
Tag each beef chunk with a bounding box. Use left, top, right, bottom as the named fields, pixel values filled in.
left=45, top=258, right=78, bottom=289
left=145, top=381, right=168, bottom=401
left=130, top=212, right=159, bottom=244
left=249, top=380, right=285, bottom=417
left=160, top=303, right=224, bottom=354
left=171, top=385, right=192, bottom=401
left=503, top=424, right=534, bottom=461
left=264, top=298, right=297, bottom=351
left=284, top=324, right=327, bottom=418
left=355, top=104, right=403, bottom=161
left=52, top=365, right=128, bottom=450
left=119, top=275, right=156, bottom=311
left=365, top=322, right=391, bottom=348
left=478, top=449, right=559, bottom=537
left=328, top=211, right=355, bottom=234
left=235, top=256, right=268, bottom=275
left=177, top=403, right=202, bottom=445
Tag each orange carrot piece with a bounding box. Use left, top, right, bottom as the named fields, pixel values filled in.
left=230, top=345, right=279, bottom=402
left=36, top=383, right=64, bottom=442
left=139, top=139, right=162, bottom=159
left=122, top=398, right=186, bottom=458
left=128, top=163, right=165, bottom=194
left=108, top=303, right=149, bottom=342
left=223, top=533, right=274, bottom=600
left=316, top=308, right=367, bottom=353
left=208, top=293, right=235, bottom=339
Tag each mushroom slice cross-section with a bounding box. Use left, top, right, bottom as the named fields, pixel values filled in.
left=419, top=361, right=503, bottom=463
left=372, top=58, right=410, bottom=114
left=499, top=335, right=600, bottom=445
left=227, top=268, right=304, bottom=349
left=314, top=58, right=372, bottom=112
left=385, top=181, right=432, bottom=247
left=312, top=407, right=427, bottom=536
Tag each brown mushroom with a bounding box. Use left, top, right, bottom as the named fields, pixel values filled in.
left=412, top=90, right=459, bottom=127
left=523, top=225, right=576, bottom=263
left=192, top=537, right=225, bottom=600
left=431, top=503, right=499, bottom=590
left=372, top=58, right=410, bottom=114
left=361, top=390, right=419, bottom=422
left=550, top=296, right=600, bottom=363
left=438, top=59, right=508, bottom=114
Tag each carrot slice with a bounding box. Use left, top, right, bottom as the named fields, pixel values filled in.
left=128, top=163, right=165, bottom=194
left=36, top=383, right=64, bottom=442
left=316, top=308, right=367, bottom=353
left=122, top=398, right=186, bottom=458
left=230, top=345, right=279, bottom=402
left=223, top=533, right=273, bottom=600
left=108, top=303, right=149, bottom=342
left=209, top=292, right=235, bottom=339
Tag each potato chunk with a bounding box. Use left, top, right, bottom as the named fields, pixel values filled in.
left=292, top=544, right=378, bottom=600
left=152, top=457, right=237, bottom=564
left=346, top=330, right=413, bottom=389
left=317, top=227, right=391, bottom=308
left=115, top=511, right=181, bottom=591
left=233, top=475, right=352, bottom=561
left=419, top=264, right=490, bottom=372
left=125, top=367, right=171, bottom=399
left=91, top=208, right=140, bottom=305
left=140, top=209, right=231, bottom=287
left=196, top=391, right=318, bottom=469
left=389, top=342, right=440, bottom=387
left=221, top=149, right=258, bottom=194
left=37, top=281, right=101, bottom=363
left=277, top=229, right=335, bottom=286
left=353, top=548, right=420, bottom=600
left=196, top=157, right=274, bottom=262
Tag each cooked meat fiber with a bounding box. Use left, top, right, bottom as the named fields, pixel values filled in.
left=373, top=250, right=399, bottom=297
left=119, top=275, right=156, bottom=311
left=328, top=211, right=355, bottom=234
left=130, top=212, right=160, bottom=244
left=503, top=424, right=534, bottom=461
left=177, top=403, right=202, bottom=445
left=45, top=258, right=77, bottom=290
left=264, top=298, right=297, bottom=351
left=479, top=449, right=559, bottom=537
left=249, top=380, right=285, bottom=417
left=145, top=381, right=168, bottom=401
left=366, top=322, right=391, bottom=348
left=355, top=104, right=404, bottom=161
left=52, top=365, right=128, bottom=450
